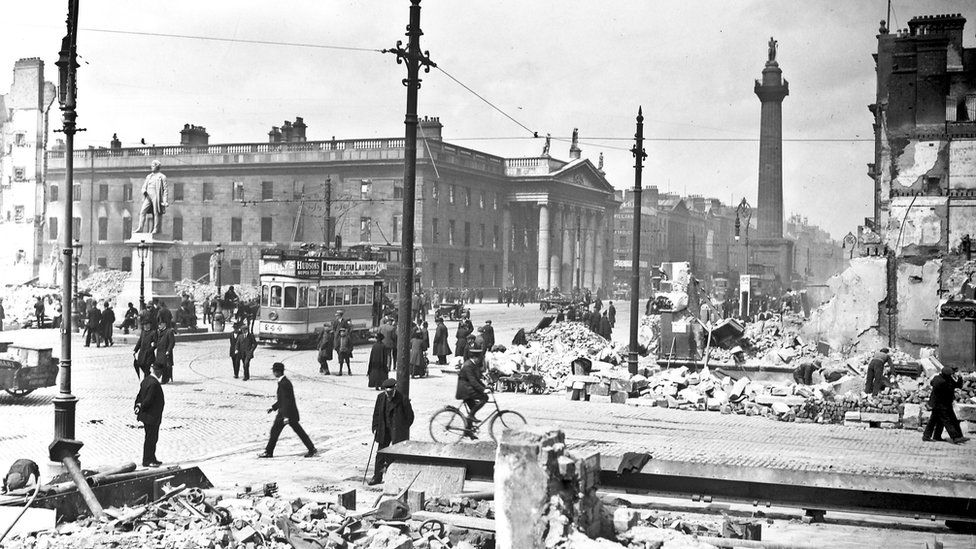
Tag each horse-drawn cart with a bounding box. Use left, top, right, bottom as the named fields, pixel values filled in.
left=0, top=345, right=58, bottom=398
left=436, top=302, right=470, bottom=321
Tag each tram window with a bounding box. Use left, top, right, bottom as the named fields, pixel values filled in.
left=284, top=286, right=298, bottom=308
left=344, top=287, right=352, bottom=305
left=261, top=285, right=269, bottom=306
left=351, top=287, right=359, bottom=305
left=366, top=286, right=373, bottom=304
left=308, top=287, right=317, bottom=307
left=359, top=286, right=367, bottom=304
left=326, top=288, right=336, bottom=306
left=270, top=286, right=283, bottom=307
left=298, top=287, right=308, bottom=308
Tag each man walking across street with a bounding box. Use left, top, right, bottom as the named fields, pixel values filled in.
left=85, top=301, right=102, bottom=347
left=923, top=365, right=970, bottom=444
left=864, top=347, right=891, bottom=396
left=608, top=301, right=616, bottom=328
left=259, top=362, right=317, bottom=458
left=481, top=320, right=495, bottom=351
left=368, top=378, right=414, bottom=485
left=317, top=325, right=334, bottom=375
left=230, top=322, right=257, bottom=380
left=134, top=363, right=165, bottom=467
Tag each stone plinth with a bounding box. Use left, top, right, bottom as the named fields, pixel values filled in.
left=116, top=234, right=177, bottom=308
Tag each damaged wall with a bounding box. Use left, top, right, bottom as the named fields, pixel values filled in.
left=886, top=196, right=946, bottom=256
left=801, top=258, right=887, bottom=352
left=895, top=259, right=941, bottom=348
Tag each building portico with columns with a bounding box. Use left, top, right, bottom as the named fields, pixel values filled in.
left=501, top=153, right=619, bottom=292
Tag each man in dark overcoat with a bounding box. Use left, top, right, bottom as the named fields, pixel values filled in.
left=368, top=378, right=414, bottom=485
left=155, top=321, right=176, bottom=383
left=133, top=320, right=156, bottom=379
left=481, top=320, right=495, bottom=351
left=923, top=365, right=969, bottom=444
left=432, top=317, right=451, bottom=364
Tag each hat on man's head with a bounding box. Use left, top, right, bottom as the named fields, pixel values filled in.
left=271, top=362, right=285, bottom=372
left=381, top=378, right=397, bottom=389
left=880, top=347, right=890, bottom=353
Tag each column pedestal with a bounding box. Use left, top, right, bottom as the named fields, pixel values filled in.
left=116, top=234, right=177, bottom=309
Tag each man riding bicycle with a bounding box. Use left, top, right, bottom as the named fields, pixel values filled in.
left=455, top=345, right=488, bottom=439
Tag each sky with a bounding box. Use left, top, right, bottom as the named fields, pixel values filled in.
left=4, top=1, right=974, bottom=239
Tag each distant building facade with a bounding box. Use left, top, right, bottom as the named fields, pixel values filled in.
left=0, top=58, right=56, bottom=282
left=42, top=117, right=618, bottom=295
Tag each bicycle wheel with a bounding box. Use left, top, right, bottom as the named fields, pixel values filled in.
left=430, top=407, right=467, bottom=443
left=488, top=410, right=527, bottom=442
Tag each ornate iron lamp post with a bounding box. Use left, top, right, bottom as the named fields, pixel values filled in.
left=71, top=239, right=82, bottom=331
left=735, top=198, right=752, bottom=271
left=137, top=240, right=149, bottom=310
left=215, top=244, right=225, bottom=298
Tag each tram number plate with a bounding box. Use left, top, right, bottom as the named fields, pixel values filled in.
left=260, top=322, right=277, bottom=333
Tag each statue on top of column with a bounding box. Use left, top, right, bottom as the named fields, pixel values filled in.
left=542, top=134, right=551, bottom=156
left=136, top=160, right=169, bottom=235
left=767, top=37, right=777, bottom=63
left=598, top=152, right=604, bottom=171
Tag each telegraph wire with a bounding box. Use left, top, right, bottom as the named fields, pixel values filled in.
left=434, top=66, right=538, bottom=137
left=79, top=27, right=384, bottom=53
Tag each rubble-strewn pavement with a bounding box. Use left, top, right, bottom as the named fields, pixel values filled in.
left=1, top=302, right=974, bottom=547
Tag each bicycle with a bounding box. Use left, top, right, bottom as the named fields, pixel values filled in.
left=429, top=389, right=526, bottom=443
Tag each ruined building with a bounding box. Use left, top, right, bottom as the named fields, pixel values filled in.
left=826, top=13, right=976, bottom=356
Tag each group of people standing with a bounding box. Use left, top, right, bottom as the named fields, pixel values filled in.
left=83, top=300, right=118, bottom=347
left=554, top=300, right=615, bottom=340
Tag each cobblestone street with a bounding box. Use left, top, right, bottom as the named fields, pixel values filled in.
left=2, top=303, right=973, bottom=498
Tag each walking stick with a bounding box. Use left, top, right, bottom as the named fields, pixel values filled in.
left=362, top=439, right=377, bottom=485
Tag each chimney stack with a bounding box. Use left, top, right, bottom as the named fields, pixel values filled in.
left=179, top=124, right=209, bottom=146
left=110, top=133, right=121, bottom=150
left=268, top=126, right=281, bottom=143
left=281, top=121, right=294, bottom=142
left=418, top=116, right=443, bottom=140
left=293, top=117, right=307, bottom=142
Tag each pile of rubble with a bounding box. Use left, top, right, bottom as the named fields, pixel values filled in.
left=174, top=280, right=260, bottom=303
left=488, top=322, right=620, bottom=392
left=0, top=285, right=61, bottom=327
left=78, top=269, right=130, bottom=304
left=4, top=483, right=489, bottom=549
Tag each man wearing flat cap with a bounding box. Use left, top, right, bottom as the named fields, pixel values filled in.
left=369, top=379, right=414, bottom=485
left=259, top=362, right=317, bottom=458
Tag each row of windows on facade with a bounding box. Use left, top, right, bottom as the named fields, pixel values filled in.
left=47, top=179, right=502, bottom=208
left=47, top=213, right=508, bottom=251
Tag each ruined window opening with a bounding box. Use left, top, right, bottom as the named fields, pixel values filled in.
left=924, top=177, right=941, bottom=196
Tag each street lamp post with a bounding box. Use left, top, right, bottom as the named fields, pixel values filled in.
left=215, top=244, right=225, bottom=299
left=71, top=239, right=82, bottom=331
left=137, top=240, right=148, bottom=310
left=735, top=198, right=752, bottom=273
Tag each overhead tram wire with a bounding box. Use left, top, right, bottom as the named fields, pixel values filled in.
left=434, top=65, right=539, bottom=137
left=79, top=27, right=384, bottom=53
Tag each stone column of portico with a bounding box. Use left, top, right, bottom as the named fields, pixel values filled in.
left=593, top=212, right=605, bottom=291
left=537, top=203, right=550, bottom=290
left=501, top=208, right=512, bottom=289
left=549, top=204, right=562, bottom=290
left=561, top=207, right=574, bottom=290
left=569, top=208, right=581, bottom=289
left=583, top=211, right=596, bottom=289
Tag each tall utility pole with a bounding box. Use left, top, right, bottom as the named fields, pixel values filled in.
left=323, top=177, right=332, bottom=245
left=54, top=0, right=82, bottom=446
left=384, top=0, right=435, bottom=403
left=628, top=108, right=646, bottom=376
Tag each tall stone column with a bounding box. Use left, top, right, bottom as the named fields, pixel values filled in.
left=561, top=208, right=574, bottom=290
left=570, top=208, right=581, bottom=289
left=755, top=39, right=789, bottom=239
left=501, top=208, right=512, bottom=289
left=583, top=211, right=595, bottom=289
left=549, top=204, right=562, bottom=290
left=593, top=212, right=604, bottom=291
left=537, top=203, right=550, bottom=290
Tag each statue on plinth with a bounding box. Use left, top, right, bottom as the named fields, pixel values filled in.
left=542, top=134, right=551, bottom=156
left=767, top=37, right=778, bottom=63
left=136, top=160, right=169, bottom=234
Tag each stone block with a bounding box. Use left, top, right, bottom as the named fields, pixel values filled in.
left=613, top=507, right=640, bottom=534
left=610, top=379, right=634, bottom=393
left=880, top=422, right=898, bottom=429
left=407, top=490, right=424, bottom=513
left=574, top=450, right=601, bottom=491
left=589, top=394, right=612, bottom=404
left=844, top=411, right=861, bottom=422
left=656, top=398, right=669, bottom=408
left=495, top=428, right=566, bottom=549
left=954, top=403, right=976, bottom=422
left=860, top=412, right=899, bottom=423
left=566, top=388, right=581, bottom=401
left=961, top=421, right=971, bottom=435
left=845, top=420, right=870, bottom=428
left=589, top=383, right=611, bottom=396
left=611, top=391, right=629, bottom=404
left=557, top=456, right=576, bottom=478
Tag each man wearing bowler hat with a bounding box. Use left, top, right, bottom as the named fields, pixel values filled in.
left=258, top=362, right=317, bottom=458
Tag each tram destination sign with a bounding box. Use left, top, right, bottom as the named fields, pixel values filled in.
left=261, top=257, right=381, bottom=278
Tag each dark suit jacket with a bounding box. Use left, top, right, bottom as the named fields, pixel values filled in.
left=134, top=375, right=165, bottom=425
left=158, top=307, right=173, bottom=327
left=372, top=391, right=414, bottom=446
left=134, top=329, right=157, bottom=366
left=271, top=376, right=300, bottom=421
left=155, top=328, right=175, bottom=365
left=455, top=358, right=486, bottom=400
